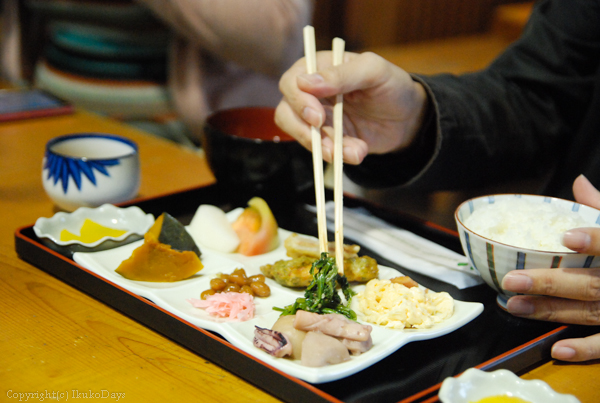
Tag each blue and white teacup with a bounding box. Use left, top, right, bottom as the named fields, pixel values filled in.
left=42, top=133, right=140, bottom=211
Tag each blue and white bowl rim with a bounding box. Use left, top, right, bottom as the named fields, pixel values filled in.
left=455, top=193, right=600, bottom=254
left=46, top=133, right=138, bottom=159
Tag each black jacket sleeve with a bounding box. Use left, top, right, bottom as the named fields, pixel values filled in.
left=345, top=0, right=600, bottom=192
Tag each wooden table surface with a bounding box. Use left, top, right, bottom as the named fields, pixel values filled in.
left=1, top=109, right=599, bottom=403
left=0, top=110, right=279, bottom=402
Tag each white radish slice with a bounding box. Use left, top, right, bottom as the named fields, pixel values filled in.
left=188, top=204, right=240, bottom=253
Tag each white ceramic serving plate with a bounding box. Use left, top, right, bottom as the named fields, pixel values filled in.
left=73, top=224, right=483, bottom=384
left=439, top=368, right=580, bottom=403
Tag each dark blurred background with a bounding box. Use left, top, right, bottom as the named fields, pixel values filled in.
left=313, top=0, right=539, bottom=230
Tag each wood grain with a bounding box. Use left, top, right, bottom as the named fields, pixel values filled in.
left=0, top=110, right=279, bottom=402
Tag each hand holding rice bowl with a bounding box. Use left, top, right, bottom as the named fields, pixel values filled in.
left=455, top=194, right=600, bottom=307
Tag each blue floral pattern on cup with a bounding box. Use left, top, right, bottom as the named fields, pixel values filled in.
left=42, top=133, right=139, bottom=211
left=44, top=152, right=120, bottom=194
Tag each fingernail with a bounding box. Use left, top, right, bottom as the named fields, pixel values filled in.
left=506, top=297, right=534, bottom=315
left=322, top=146, right=333, bottom=162
left=502, top=272, right=533, bottom=292
left=342, top=146, right=359, bottom=165
left=562, top=229, right=591, bottom=250
left=298, top=73, right=324, bottom=85
left=552, top=345, right=576, bottom=360
left=302, top=107, right=322, bottom=128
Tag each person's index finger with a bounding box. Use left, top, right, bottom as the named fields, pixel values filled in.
left=503, top=268, right=600, bottom=301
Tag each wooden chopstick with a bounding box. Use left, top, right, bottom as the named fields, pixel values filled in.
left=303, top=25, right=328, bottom=254
left=332, top=37, right=345, bottom=275
left=303, top=27, right=347, bottom=276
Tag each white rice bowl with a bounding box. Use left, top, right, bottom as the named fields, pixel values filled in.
left=463, top=197, right=600, bottom=253
left=455, top=194, right=600, bottom=307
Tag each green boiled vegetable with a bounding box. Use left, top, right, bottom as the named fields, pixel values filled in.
left=274, top=252, right=357, bottom=320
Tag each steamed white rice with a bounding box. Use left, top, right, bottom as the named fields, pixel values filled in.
left=463, top=198, right=600, bottom=252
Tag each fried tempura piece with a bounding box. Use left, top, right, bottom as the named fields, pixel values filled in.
left=344, top=256, right=378, bottom=283
left=260, top=255, right=378, bottom=288
left=284, top=233, right=360, bottom=259
left=260, top=256, right=315, bottom=288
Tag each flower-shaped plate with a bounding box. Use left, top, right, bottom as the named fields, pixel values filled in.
left=34, top=204, right=154, bottom=255
left=439, top=368, right=580, bottom=403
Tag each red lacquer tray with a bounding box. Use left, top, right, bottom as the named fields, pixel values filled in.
left=14, top=185, right=595, bottom=403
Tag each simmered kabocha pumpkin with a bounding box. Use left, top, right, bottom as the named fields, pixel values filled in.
left=115, top=212, right=203, bottom=282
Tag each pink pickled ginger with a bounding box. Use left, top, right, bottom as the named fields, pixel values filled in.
left=188, top=292, right=255, bottom=322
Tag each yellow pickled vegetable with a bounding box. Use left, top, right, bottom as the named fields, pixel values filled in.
left=60, top=219, right=127, bottom=243
left=471, top=396, right=531, bottom=403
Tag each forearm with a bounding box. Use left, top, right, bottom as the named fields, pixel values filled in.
left=135, top=0, right=313, bottom=75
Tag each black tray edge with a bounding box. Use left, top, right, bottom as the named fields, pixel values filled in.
left=14, top=184, right=592, bottom=403
left=396, top=324, right=598, bottom=403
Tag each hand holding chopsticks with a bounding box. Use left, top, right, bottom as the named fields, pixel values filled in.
left=277, top=26, right=355, bottom=319
left=303, top=26, right=345, bottom=276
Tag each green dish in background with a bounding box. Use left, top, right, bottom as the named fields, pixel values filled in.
left=44, top=43, right=166, bottom=81
left=48, top=21, right=169, bottom=60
